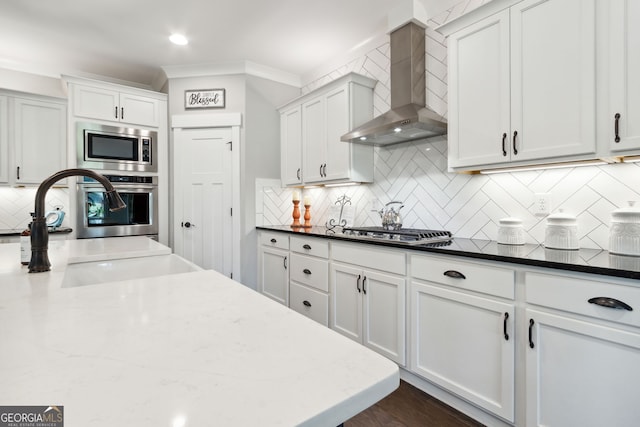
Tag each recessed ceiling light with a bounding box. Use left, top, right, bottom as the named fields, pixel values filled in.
left=169, top=34, right=188, bottom=46
left=359, top=136, right=367, bottom=141
left=394, top=127, right=402, bottom=133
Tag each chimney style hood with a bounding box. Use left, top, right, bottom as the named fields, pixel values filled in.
left=341, top=21, right=447, bottom=146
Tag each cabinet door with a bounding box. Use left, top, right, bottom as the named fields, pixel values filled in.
left=448, top=9, right=511, bottom=168
left=323, top=85, right=350, bottom=181
left=119, top=93, right=160, bottom=127
left=259, top=247, right=289, bottom=306
left=330, top=262, right=362, bottom=342
left=411, top=282, right=515, bottom=421
left=280, top=106, right=303, bottom=185
left=13, top=97, right=66, bottom=184
left=302, top=97, right=326, bottom=183
left=526, top=309, right=640, bottom=427
left=609, top=0, right=640, bottom=152
left=72, top=85, right=120, bottom=122
left=0, top=96, right=7, bottom=183
left=362, top=269, right=406, bottom=365
left=510, top=0, right=596, bottom=161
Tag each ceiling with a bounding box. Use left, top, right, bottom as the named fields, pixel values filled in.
left=0, top=0, right=458, bottom=90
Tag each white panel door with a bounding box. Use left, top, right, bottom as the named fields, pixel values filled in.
left=174, top=127, right=232, bottom=276
left=526, top=309, right=640, bottom=427
left=324, top=85, right=350, bottom=181
left=362, top=270, right=406, bottom=366
left=119, top=93, right=159, bottom=127
left=411, top=282, right=515, bottom=421
left=330, top=262, right=362, bottom=342
left=609, top=0, right=640, bottom=151
left=0, top=96, right=7, bottom=183
left=510, top=0, right=596, bottom=160
left=280, top=106, right=303, bottom=185
left=302, top=97, right=325, bottom=183
left=72, top=85, right=120, bottom=122
left=447, top=9, right=511, bottom=168
left=259, top=246, right=289, bottom=306
left=12, top=97, right=66, bottom=184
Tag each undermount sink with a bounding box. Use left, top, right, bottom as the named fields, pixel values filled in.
left=61, top=254, right=202, bottom=288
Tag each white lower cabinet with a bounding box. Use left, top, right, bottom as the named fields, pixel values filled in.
left=330, top=242, right=406, bottom=365
left=410, top=254, right=515, bottom=422
left=258, top=232, right=289, bottom=306
left=525, top=272, right=640, bottom=426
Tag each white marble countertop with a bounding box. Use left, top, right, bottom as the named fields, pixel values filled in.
left=0, top=237, right=399, bottom=426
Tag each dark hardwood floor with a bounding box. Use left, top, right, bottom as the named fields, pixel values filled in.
left=345, top=381, right=485, bottom=427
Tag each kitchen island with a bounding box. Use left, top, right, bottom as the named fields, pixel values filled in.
left=0, top=237, right=399, bottom=426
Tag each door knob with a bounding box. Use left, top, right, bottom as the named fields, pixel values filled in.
left=182, top=221, right=195, bottom=228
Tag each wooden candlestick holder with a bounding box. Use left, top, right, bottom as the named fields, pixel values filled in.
left=303, top=204, right=311, bottom=228
left=291, top=200, right=302, bottom=228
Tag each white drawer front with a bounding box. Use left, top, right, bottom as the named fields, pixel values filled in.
left=260, top=231, right=289, bottom=250
left=526, top=272, right=640, bottom=327
left=290, top=282, right=329, bottom=327
left=332, top=241, right=406, bottom=275
left=411, top=254, right=515, bottom=300
left=290, top=253, right=329, bottom=292
left=290, top=236, right=329, bottom=258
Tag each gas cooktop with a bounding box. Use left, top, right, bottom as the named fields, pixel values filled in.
left=342, top=226, right=453, bottom=246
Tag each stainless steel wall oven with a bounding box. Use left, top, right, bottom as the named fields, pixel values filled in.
left=76, top=175, right=158, bottom=239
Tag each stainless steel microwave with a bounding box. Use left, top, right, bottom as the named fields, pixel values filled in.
left=77, top=122, right=157, bottom=172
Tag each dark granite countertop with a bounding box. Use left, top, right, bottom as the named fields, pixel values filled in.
left=0, top=227, right=73, bottom=236
left=257, top=225, right=640, bottom=281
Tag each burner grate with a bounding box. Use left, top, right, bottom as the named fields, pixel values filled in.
left=342, top=226, right=452, bottom=246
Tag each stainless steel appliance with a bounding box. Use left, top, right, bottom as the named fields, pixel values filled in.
left=342, top=226, right=452, bottom=246
left=76, top=175, right=158, bottom=239
left=77, top=122, right=157, bottom=172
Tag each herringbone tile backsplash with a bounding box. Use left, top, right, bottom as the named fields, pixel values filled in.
left=257, top=0, right=640, bottom=251
left=0, top=187, right=69, bottom=230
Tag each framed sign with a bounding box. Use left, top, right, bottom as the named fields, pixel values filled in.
left=185, top=89, right=225, bottom=109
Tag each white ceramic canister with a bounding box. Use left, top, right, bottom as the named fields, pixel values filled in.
left=545, top=209, right=579, bottom=250
left=497, top=217, right=525, bottom=245
left=609, top=201, right=640, bottom=256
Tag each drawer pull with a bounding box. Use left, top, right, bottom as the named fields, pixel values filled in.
left=528, top=319, right=535, bottom=349
left=501, top=132, right=507, bottom=156
left=303, top=300, right=312, bottom=307
left=283, top=256, right=287, bottom=270
left=503, top=312, right=510, bottom=341
left=303, top=268, right=312, bottom=275
left=356, top=275, right=361, bottom=293
left=443, top=270, right=466, bottom=280
left=363, top=276, right=367, bottom=294
left=303, top=244, right=312, bottom=250
left=588, top=297, right=632, bottom=311
left=615, top=113, right=621, bottom=143
left=270, top=238, right=277, bottom=243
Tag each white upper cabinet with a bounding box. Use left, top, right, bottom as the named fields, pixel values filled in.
left=71, top=83, right=161, bottom=128
left=279, top=73, right=375, bottom=186
left=11, top=95, right=67, bottom=185
left=608, top=0, right=640, bottom=152
left=444, top=0, right=596, bottom=170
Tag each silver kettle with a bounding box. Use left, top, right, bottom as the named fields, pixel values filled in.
left=377, top=201, right=404, bottom=231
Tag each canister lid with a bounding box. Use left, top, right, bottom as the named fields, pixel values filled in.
left=546, top=209, right=577, bottom=225
left=611, top=201, right=640, bottom=223
left=499, top=217, right=522, bottom=226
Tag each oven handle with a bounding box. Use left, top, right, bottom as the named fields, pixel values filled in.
left=79, top=184, right=158, bottom=191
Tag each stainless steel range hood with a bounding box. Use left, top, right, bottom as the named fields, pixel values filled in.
left=341, top=22, right=447, bottom=146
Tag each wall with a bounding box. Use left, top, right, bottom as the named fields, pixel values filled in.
left=256, top=0, right=640, bottom=251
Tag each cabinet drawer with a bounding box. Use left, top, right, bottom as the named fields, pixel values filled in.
left=291, top=236, right=329, bottom=258
left=332, top=242, right=406, bottom=275
left=526, top=272, right=640, bottom=328
left=290, top=282, right=329, bottom=327
left=260, top=231, right=289, bottom=250
left=411, top=254, right=514, bottom=300
left=290, top=253, right=329, bottom=292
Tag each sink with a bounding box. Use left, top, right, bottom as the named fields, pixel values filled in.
left=61, top=254, right=202, bottom=288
